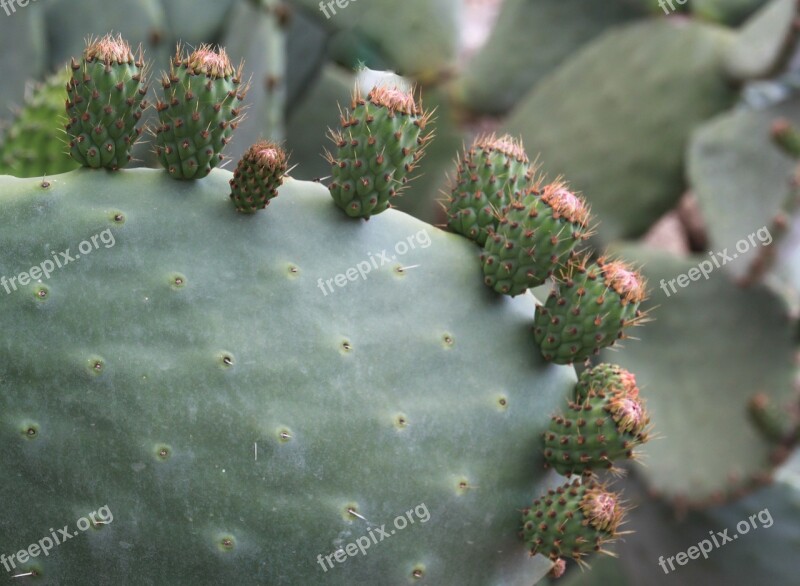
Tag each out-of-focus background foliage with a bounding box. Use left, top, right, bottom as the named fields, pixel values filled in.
left=2, top=0, right=800, bottom=583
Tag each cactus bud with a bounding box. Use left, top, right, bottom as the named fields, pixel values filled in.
left=326, top=85, right=433, bottom=219
left=543, top=383, right=650, bottom=476
left=445, top=134, right=532, bottom=245
left=533, top=256, right=647, bottom=364
left=481, top=181, right=590, bottom=296
left=575, top=363, right=639, bottom=403
left=229, top=141, right=289, bottom=213
left=521, top=479, right=627, bottom=563
left=65, top=33, right=148, bottom=169
left=155, top=44, right=249, bottom=180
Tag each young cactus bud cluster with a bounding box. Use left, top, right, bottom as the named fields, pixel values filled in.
left=229, top=141, right=288, bottom=213
left=445, top=134, right=532, bottom=246
left=326, top=86, right=433, bottom=219
left=155, top=44, right=248, bottom=179
left=481, top=181, right=590, bottom=296
left=543, top=364, right=650, bottom=476
left=65, top=34, right=148, bottom=169
left=534, top=256, right=647, bottom=364
left=521, top=479, right=627, bottom=564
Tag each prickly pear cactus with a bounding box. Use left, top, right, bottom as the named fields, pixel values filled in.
left=481, top=182, right=590, bottom=296
left=543, top=380, right=650, bottom=476
left=534, top=257, right=648, bottom=364
left=0, top=68, right=77, bottom=178
left=155, top=44, right=248, bottom=179
left=65, top=34, right=148, bottom=170
left=326, top=86, right=433, bottom=219
left=0, top=29, right=661, bottom=585
left=521, top=479, right=626, bottom=565
left=445, top=134, right=532, bottom=246
left=229, top=140, right=288, bottom=213
left=0, top=169, right=574, bottom=583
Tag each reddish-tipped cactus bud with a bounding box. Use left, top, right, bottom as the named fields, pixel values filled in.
left=155, top=44, right=249, bottom=180
left=229, top=141, right=289, bottom=213
left=325, top=85, right=433, bottom=219
left=543, top=382, right=651, bottom=476
left=533, top=256, right=648, bottom=364
left=521, top=479, right=627, bottom=563
left=65, top=33, right=148, bottom=169
left=481, top=180, right=591, bottom=296
left=445, top=134, right=532, bottom=245
left=575, top=363, right=639, bottom=403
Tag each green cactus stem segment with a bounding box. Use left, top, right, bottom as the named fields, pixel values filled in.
left=543, top=382, right=651, bottom=476
left=481, top=181, right=590, bottom=296
left=445, top=134, right=532, bottom=245
left=326, top=85, right=433, bottom=219
left=65, top=34, right=148, bottom=170
left=574, top=363, right=639, bottom=403
left=534, top=256, right=647, bottom=364
left=155, top=44, right=249, bottom=180
left=521, top=479, right=627, bottom=563
left=229, top=140, right=289, bottom=213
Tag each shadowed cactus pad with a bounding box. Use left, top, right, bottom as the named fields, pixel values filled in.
left=534, top=257, right=648, bottom=364
left=543, top=381, right=650, bottom=476
left=326, top=86, right=433, bottom=219
left=481, top=182, right=590, bottom=296
left=65, top=34, right=148, bottom=169
left=155, top=44, right=248, bottom=180
left=229, top=140, right=288, bottom=213
left=0, top=167, right=574, bottom=584
left=521, top=479, right=627, bottom=564
left=445, top=134, right=532, bottom=246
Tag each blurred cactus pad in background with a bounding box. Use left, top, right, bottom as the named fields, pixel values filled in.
left=1, top=0, right=800, bottom=585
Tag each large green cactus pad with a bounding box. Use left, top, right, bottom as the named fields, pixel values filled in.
left=503, top=20, right=736, bottom=245
left=0, top=168, right=572, bottom=584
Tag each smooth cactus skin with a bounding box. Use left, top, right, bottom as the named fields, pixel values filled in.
left=543, top=383, right=650, bottom=476
left=326, top=86, right=433, bottom=219
left=229, top=140, right=288, bottom=213
left=521, top=479, right=626, bottom=564
left=0, top=68, right=77, bottom=178
left=533, top=257, right=647, bottom=364
left=0, top=168, right=574, bottom=584
left=445, top=134, right=532, bottom=246
left=155, top=45, right=248, bottom=180
left=574, top=363, right=639, bottom=403
left=481, top=182, right=590, bottom=296
left=65, top=34, right=148, bottom=169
